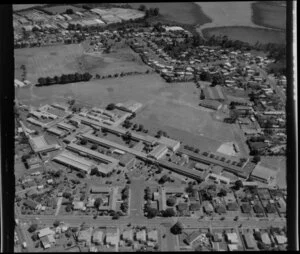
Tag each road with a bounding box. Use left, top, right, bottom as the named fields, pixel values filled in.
left=18, top=213, right=285, bottom=229
left=252, top=65, right=286, bottom=102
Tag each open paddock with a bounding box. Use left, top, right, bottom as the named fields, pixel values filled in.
left=14, top=44, right=84, bottom=83
left=15, top=44, right=151, bottom=84
left=16, top=74, right=247, bottom=154
left=41, top=4, right=85, bottom=14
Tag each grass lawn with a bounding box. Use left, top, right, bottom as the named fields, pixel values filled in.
left=251, top=2, right=286, bottom=30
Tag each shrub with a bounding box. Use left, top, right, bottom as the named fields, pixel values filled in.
left=166, top=197, right=176, bottom=207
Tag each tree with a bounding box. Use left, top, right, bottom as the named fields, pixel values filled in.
left=28, top=224, right=38, bottom=233
left=170, top=221, right=184, bottom=235
left=147, top=207, right=158, bottom=218
left=121, top=202, right=129, bottom=213
left=158, top=175, right=169, bottom=184
left=112, top=213, right=120, bottom=220
left=90, top=167, right=98, bottom=176
left=65, top=8, right=74, bottom=15
left=91, top=144, right=98, bottom=150
left=162, top=208, right=176, bottom=217
left=218, top=188, right=227, bottom=197
left=63, top=192, right=71, bottom=199
left=53, top=220, right=60, bottom=227
left=80, top=139, right=87, bottom=145
left=138, top=4, right=146, bottom=11
left=185, top=184, right=194, bottom=194
left=153, top=7, right=159, bottom=16
left=37, top=77, right=47, bottom=86
left=94, top=198, right=103, bottom=209
left=235, top=180, right=243, bottom=190
left=166, top=197, right=176, bottom=207
left=252, top=155, right=261, bottom=163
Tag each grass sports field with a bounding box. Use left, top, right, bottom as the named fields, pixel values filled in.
left=16, top=72, right=248, bottom=156
left=14, top=43, right=150, bottom=83
left=252, top=1, right=286, bottom=30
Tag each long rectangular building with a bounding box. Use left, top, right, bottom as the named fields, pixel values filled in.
left=81, top=133, right=146, bottom=159
left=66, top=143, right=119, bottom=165
left=178, top=148, right=251, bottom=178
left=75, top=115, right=181, bottom=149
left=53, top=152, right=94, bottom=174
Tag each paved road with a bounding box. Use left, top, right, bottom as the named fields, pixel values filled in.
left=252, top=65, right=286, bottom=102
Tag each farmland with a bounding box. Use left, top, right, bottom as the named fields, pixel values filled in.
left=252, top=1, right=286, bottom=30
left=14, top=43, right=150, bottom=84
left=41, top=5, right=85, bottom=14
left=202, top=26, right=286, bottom=45
left=14, top=44, right=84, bottom=83
left=129, top=2, right=212, bottom=25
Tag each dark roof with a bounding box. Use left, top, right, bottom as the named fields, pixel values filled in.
left=185, top=231, right=202, bottom=244
left=23, top=199, right=38, bottom=209
left=253, top=204, right=264, bottom=213
left=215, top=205, right=226, bottom=214
left=265, top=203, right=276, bottom=213
left=249, top=142, right=268, bottom=150
left=119, top=153, right=135, bottom=166
left=177, top=203, right=189, bottom=211
left=241, top=203, right=251, bottom=213
left=227, top=202, right=239, bottom=211
left=189, top=203, right=201, bottom=211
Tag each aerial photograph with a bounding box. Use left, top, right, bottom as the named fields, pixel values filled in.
left=13, top=1, right=288, bottom=252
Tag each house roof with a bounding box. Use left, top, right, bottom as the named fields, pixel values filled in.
left=122, top=229, right=133, bottom=241
left=38, top=227, right=55, bottom=238
left=185, top=231, right=202, bottom=244
left=215, top=205, right=226, bottom=214
left=253, top=204, right=264, bottom=213
left=136, top=230, right=146, bottom=242
left=227, top=202, right=239, bottom=211
left=241, top=203, right=251, bottom=213
left=147, top=230, right=158, bottom=241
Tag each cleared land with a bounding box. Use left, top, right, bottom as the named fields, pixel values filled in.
left=16, top=73, right=247, bottom=155
left=129, top=2, right=211, bottom=25
left=252, top=1, right=286, bottom=30
left=202, top=26, right=286, bottom=45
left=14, top=44, right=84, bottom=83
left=13, top=4, right=46, bottom=11
left=41, top=5, right=85, bottom=14
left=14, top=43, right=150, bottom=83
left=260, top=156, right=286, bottom=188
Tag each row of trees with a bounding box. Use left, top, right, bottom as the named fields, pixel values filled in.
left=36, top=72, right=93, bottom=86
left=138, top=5, right=160, bottom=17
left=96, top=69, right=151, bottom=79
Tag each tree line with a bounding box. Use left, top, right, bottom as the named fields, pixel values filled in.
left=36, top=72, right=93, bottom=86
